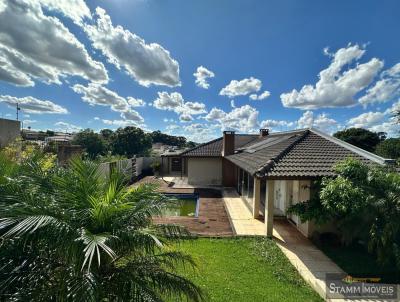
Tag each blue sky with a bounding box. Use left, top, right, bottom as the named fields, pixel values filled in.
left=0, top=0, right=399, bottom=142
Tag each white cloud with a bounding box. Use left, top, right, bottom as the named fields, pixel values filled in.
left=249, top=90, right=271, bottom=100
left=36, top=0, right=91, bottom=25
left=55, top=121, right=82, bottom=132
left=102, top=119, right=142, bottom=127
left=127, top=97, right=146, bottom=107
left=230, top=100, right=236, bottom=108
left=281, top=44, right=384, bottom=109
left=205, top=105, right=259, bottom=132
left=346, top=103, right=400, bottom=137
left=347, top=111, right=386, bottom=128
left=179, top=113, right=194, bottom=122
left=182, top=123, right=218, bottom=142
left=72, top=83, right=145, bottom=124
left=94, top=117, right=100, bottom=120
left=359, top=63, right=400, bottom=105
left=260, top=119, right=295, bottom=130
left=193, top=66, right=215, bottom=89
left=0, top=95, right=68, bottom=114
left=72, top=83, right=129, bottom=112
left=153, top=91, right=206, bottom=121
left=0, top=0, right=108, bottom=87
left=219, top=77, right=262, bottom=98
left=297, top=110, right=339, bottom=133
left=84, top=7, right=180, bottom=87
left=22, top=119, right=37, bottom=125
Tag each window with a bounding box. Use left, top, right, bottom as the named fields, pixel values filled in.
left=248, top=175, right=254, bottom=200
left=171, top=157, right=182, bottom=172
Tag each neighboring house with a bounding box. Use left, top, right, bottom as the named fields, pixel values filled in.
left=152, top=143, right=180, bottom=155
left=161, top=128, right=395, bottom=237
left=0, top=118, right=21, bottom=148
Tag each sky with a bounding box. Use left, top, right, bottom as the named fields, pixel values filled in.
left=0, top=0, right=399, bottom=142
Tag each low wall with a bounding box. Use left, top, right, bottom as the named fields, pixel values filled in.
left=0, top=118, right=20, bottom=148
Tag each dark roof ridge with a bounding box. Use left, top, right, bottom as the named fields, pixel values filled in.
left=255, top=130, right=310, bottom=177
left=179, top=136, right=222, bottom=156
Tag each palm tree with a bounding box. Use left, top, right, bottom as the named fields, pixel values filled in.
left=0, top=152, right=203, bottom=301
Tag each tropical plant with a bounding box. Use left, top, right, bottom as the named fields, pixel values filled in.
left=0, top=152, right=203, bottom=301
left=287, top=158, right=400, bottom=269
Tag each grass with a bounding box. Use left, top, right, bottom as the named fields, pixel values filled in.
left=318, top=242, right=400, bottom=284
left=172, top=237, right=322, bottom=302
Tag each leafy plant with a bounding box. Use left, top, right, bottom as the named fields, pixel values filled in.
left=0, top=151, right=203, bottom=301
left=287, top=158, right=400, bottom=269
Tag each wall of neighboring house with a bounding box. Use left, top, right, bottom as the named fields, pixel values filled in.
left=187, top=157, right=222, bottom=185
left=0, top=118, right=20, bottom=148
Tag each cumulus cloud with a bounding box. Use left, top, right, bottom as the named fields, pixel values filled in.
left=219, top=77, right=262, bottom=98
left=36, top=0, right=91, bottom=25
left=281, top=44, right=383, bottom=109
left=193, top=66, right=215, bottom=89
left=102, top=119, right=141, bottom=127
left=84, top=7, right=180, bottom=87
left=55, top=121, right=82, bottom=132
left=249, top=90, right=271, bottom=101
left=182, top=123, right=218, bottom=142
left=346, top=103, right=400, bottom=137
left=297, top=111, right=339, bottom=133
left=0, top=95, right=68, bottom=114
left=72, top=83, right=145, bottom=124
left=0, top=0, right=108, bottom=87
left=205, top=105, right=259, bottom=132
left=359, top=63, right=400, bottom=105
left=347, top=111, right=386, bottom=128
left=153, top=91, right=206, bottom=121
left=260, top=119, right=294, bottom=130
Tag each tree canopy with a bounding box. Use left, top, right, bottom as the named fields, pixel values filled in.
left=333, top=128, right=386, bottom=152
left=72, top=129, right=106, bottom=159
left=375, top=138, right=400, bottom=160
left=111, top=126, right=152, bottom=157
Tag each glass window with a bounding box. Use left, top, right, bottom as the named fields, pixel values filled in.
left=248, top=175, right=254, bottom=199
left=242, top=172, right=248, bottom=197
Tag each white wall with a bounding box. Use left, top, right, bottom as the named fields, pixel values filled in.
left=187, top=157, right=222, bottom=185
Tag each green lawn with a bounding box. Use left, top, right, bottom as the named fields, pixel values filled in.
left=173, top=237, right=322, bottom=302
left=319, top=243, right=400, bottom=284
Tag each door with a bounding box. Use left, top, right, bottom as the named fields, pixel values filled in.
left=289, top=180, right=299, bottom=225
left=274, top=180, right=286, bottom=215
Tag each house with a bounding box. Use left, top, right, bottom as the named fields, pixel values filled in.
left=0, top=118, right=21, bottom=148
left=161, top=128, right=395, bottom=237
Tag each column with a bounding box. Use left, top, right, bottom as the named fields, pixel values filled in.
left=265, top=179, right=274, bottom=237
left=252, top=178, right=261, bottom=218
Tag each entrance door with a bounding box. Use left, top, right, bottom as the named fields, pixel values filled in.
left=274, top=180, right=286, bottom=215
left=289, top=180, right=299, bottom=225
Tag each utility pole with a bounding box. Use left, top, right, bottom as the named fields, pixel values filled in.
left=16, top=103, right=21, bottom=121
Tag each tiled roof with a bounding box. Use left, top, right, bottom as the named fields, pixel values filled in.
left=181, top=134, right=258, bottom=157
left=226, top=129, right=393, bottom=178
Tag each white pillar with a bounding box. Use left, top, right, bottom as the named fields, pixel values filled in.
left=252, top=178, right=261, bottom=218
left=265, top=179, right=274, bottom=237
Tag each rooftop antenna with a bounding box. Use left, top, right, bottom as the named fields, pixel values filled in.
left=16, top=103, right=21, bottom=121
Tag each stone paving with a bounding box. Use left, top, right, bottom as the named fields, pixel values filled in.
left=134, top=177, right=233, bottom=236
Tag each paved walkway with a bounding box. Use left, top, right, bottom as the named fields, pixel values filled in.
left=222, top=189, right=346, bottom=301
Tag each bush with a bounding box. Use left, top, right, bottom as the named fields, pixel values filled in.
left=288, top=158, right=400, bottom=269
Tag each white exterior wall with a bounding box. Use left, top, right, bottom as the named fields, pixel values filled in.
left=187, top=157, right=222, bottom=185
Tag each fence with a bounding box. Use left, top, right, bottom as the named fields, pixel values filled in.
left=98, top=156, right=154, bottom=181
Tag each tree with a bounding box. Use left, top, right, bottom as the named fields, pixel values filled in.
left=112, top=126, right=152, bottom=157
left=0, top=152, right=203, bottom=301
left=375, top=138, right=400, bottom=160
left=288, top=158, right=400, bottom=269
left=333, top=128, right=385, bottom=152
left=73, top=129, right=107, bottom=159
left=150, top=131, right=187, bottom=148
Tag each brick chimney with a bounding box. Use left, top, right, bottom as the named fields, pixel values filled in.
left=222, top=131, right=235, bottom=156
left=259, top=128, right=269, bottom=138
